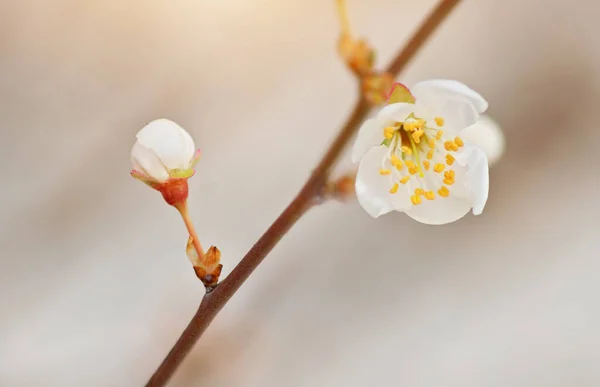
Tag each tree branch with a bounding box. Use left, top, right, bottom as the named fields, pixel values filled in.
left=146, top=1, right=462, bottom=385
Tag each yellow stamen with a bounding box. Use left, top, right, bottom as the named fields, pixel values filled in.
left=446, top=154, right=455, bottom=166
left=435, top=130, right=444, bottom=140
left=391, top=154, right=403, bottom=169
left=412, top=130, right=424, bottom=144
left=443, top=170, right=455, bottom=185
left=415, top=188, right=425, bottom=196
left=434, top=163, right=445, bottom=173
left=408, top=134, right=425, bottom=178
left=427, top=149, right=434, bottom=160
left=454, top=136, right=464, bottom=147
left=409, top=166, right=419, bottom=175
left=410, top=194, right=422, bottom=205
left=404, top=160, right=415, bottom=169
left=424, top=191, right=435, bottom=200
left=400, top=176, right=410, bottom=184
left=444, top=141, right=455, bottom=152
left=389, top=183, right=399, bottom=194
left=423, top=160, right=430, bottom=170
left=401, top=146, right=412, bottom=155
left=434, top=117, right=445, bottom=127
left=404, top=119, right=425, bottom=132
left=383, top=126, right=395, bottom=139
left=428, top=138, right=436, bottom=149
left=438, top=186, right=450, bottom=197
left=379, top=168, right=391, bottom=175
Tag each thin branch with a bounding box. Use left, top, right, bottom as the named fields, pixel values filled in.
left=146, top=1, right=462, bottom=385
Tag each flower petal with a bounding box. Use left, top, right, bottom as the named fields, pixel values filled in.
left=411, top=79, right=488, bottom=113
left=355, top=146, right=398, bottom=218
left=404, top=194, right=472, bottom=225
left=454, top=144, right=489, bottom=215
left=352, top=117, right=385, bottom=163
left=377, top=102, right=425, bottom=122
left=130, top=142, right=169, bottom=183
left=136, top=119, right=196, bottom=170
left=424, top=94, right=479, bottom=131
left=460, top=115, right=505, bottom=166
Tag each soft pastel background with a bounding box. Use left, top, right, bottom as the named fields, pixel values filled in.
left=1, top=0, right=599, bottom=386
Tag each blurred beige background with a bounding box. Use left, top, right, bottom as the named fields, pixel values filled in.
left=1, top=0, right=600, bottom=386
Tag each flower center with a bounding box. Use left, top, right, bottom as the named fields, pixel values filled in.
left=379, top=115, right=464, bottom=205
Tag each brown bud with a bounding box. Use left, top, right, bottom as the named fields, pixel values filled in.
left=333, top=175, right=356, bottom=200
left=338, top=34, right=375, bottom=77
left=319, top=173, right=357, bottom=203
left=362, top=73, right=394, bottom=105
left=193, top=246, right=222, bottom=289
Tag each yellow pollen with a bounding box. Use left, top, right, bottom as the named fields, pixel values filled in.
left=424, top=191, right=435, bottom=200
left=404, top=119, right=425, bottom=132
left=410, top=194, right=422, bottom=205
left=389, top=183, right=399, bottom=194
left=400, top=176, right=410, bottom=184
left=415, top=188, right=425, bottom=196
left=434, top=163, right=445, bottom=173
left=404, top=160, right=415, bottom=169
left=426, top=149, right=434, bottom=160
left=379, top=168, right=391, bottom=175
left=409, top=166, right=419, bottom=175
left=434, top=117, right=445, bottom=127
left=444, top=141, right=455, bottom=151
left=438, top=186, right=450, bottom=197
left=383, top=126, right=395, bottom=139
left=401, top=146, right=412, bottom=155
left=391, top=154, right=403, bottom=169
left=446, top=154, right=455, bottom=165
left=422, top=160, right=430, bottom=170
left=454, top=136, right=464, bottom=147
left=443, top=170, right=455, bottom=185
left=428, top=138, right=436, bottom=149
left=412, top=130, right=424, bottom=144
left=435, top=130, right=444, bottom=140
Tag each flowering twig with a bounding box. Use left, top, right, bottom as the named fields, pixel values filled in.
left=146, top=1, right=462, bottom=385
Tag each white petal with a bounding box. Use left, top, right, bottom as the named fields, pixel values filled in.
left=412, top=79, right=488, bottom=113
left=352, top=117, right=385, bottom=163
left=130, top=142, right=169, bottom=182
left=454, top=144, right=489, bottom=215
left=460, top=115, right=505, bottom=166
left=402, top=166, right=470, bottom=225
left=136, top=119, right=196, bottom=170
left=377, top=102, right=424, bottom=122
left=424, top=94, right=479, bottom=131
left=355, top=146, right=397, bottom=218
left=404, top=194, right=472, bottom=225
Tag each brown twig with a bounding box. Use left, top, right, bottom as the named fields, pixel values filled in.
left=146, top=1, right=462, bottom=385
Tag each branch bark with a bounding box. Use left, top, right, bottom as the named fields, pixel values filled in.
left=146, top=1, right=462, bottom=385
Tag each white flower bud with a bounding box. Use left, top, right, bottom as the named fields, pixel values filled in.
left=131, top=119, right=198, bottom=183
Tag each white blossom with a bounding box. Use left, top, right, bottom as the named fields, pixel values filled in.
left=352, top=80, right=491, bottom=225
left=130, top=119, right=199, bottom=184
